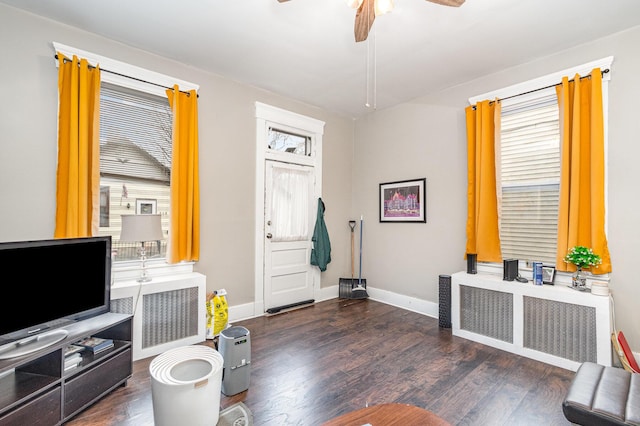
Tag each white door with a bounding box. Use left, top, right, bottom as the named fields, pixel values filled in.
left=264, top=160, right=316, bottom=312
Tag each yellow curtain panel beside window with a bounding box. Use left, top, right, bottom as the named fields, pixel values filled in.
left=555, top=68, right=611, bottom=273
left=465, top=100, right=502, bottom=263
left=166, top=86, right=200, bottom=263
left=54, top=53, right=101, bottom=238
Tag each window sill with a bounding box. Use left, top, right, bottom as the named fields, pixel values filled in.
left=478, top=262, right=610, bottom=287
left=112, top=259, right=195, bottom=284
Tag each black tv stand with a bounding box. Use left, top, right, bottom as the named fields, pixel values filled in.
left=0, top=312, right=132, bottom=424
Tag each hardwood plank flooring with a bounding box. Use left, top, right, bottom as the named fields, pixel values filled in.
left=65, top=298, right=575, bottom=425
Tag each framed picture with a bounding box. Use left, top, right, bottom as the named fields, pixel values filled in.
left=542, top=266, right=556, bottom=284
left=379, top=178, right=426, bottom=223
left=136, top=198, right=157, bottom=215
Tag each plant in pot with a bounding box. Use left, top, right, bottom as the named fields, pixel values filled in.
left=563, top=246, right=602, bottom=290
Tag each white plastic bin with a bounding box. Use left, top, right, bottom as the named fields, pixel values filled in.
left=150, top=345, right=224, bottom=426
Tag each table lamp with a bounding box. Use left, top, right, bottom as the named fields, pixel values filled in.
left=120, top=214, right=164, bottom=282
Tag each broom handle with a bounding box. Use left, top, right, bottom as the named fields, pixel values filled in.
left=351, top=228, right=355, bottom=279
left=359, top=216, right=363, bottom=285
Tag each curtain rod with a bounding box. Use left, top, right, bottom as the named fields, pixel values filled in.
left=472, top=68, right=610, bottom=109
left=55, top=54, right=198, bottom=98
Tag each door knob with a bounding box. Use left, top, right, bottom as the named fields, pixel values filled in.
left=266, top=233, right=273, bottom=239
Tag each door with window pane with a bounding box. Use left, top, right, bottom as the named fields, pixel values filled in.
left=264, top=160, right=315, bottom=311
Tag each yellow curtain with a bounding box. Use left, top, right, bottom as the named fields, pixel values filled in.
left=54, top=53, right=101, bottom=238
left=465, top=100, right=502, bottom=263
left=555, top=68, right=611, bottom=273
left=166, top=86, right=200, bottom=263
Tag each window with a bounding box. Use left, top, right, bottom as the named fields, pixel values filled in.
left=469, top=57, right=612, bottom=268
left=499, top=90, right=560, bottom=264
left=98, top=83, right=172, bottom=262
left=99, top=186, right=110, bottom=227
left=52, top=42, right=200, bottom=268
left=268, top=127, right=311, bottom=156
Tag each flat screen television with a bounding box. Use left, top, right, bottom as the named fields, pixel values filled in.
left=0, top=236, right=112, bottom=359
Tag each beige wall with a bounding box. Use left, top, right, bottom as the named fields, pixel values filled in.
left=2, top=4, right=639, bottom=352
left=352, top=25, right=640, bottom=350
left=0, top=4, right=354, bottom=306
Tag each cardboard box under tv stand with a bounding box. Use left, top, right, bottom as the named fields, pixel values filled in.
left=0, top=312, right=132, bottom=425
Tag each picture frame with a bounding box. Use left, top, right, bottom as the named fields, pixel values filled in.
left=136, top=198, right=157, bottom=215
left=542, top=265, right=556, bottom=284
left=379, top=178, right=426, bottom=223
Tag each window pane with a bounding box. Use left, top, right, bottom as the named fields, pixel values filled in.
left=268, top=127, right=311, bottom=156
left=98, top=84, right=171, bottom=262
left=500, top=98, right=560, bottom=264
left=501, top=184, right=559, bottom=264
left=100, top=186, right=109, bottom=227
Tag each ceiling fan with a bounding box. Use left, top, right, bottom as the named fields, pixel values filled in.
left=277, top=0, right=465, bottom=42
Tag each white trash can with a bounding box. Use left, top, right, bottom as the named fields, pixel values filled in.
left=150, top=345, right=224, bottom=426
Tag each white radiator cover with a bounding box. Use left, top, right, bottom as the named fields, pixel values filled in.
left=451, top=271, right=611, bottom=371
left=110, top=272, right=206, bottom=361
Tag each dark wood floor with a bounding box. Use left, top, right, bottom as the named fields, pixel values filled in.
left=66, top=298, right=575, bottom=425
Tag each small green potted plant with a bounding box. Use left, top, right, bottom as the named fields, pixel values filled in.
left=563, top=246, right=602, bottom=290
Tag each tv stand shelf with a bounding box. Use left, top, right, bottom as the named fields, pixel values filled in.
left=0, top=312, right=132, bottom=425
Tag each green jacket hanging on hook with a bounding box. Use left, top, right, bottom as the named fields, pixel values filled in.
left=310, top=198, right=331, bottom=271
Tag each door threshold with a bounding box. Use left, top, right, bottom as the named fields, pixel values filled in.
left=265, top=299, right=315, bottom=316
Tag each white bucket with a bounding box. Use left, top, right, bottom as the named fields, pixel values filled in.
left=150, top=345, right=223, bottom=426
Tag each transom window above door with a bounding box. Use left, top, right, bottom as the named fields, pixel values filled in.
left=268, top=127, right=311, bottom=156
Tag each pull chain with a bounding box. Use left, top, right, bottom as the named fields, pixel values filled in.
left=365, top=10, right=377, bottom=109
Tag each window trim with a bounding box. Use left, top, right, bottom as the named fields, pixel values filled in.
left=468, top=57, right=613, bottom=283
left=52, top=42, right=199, bottom=97
left=468, top=56, right=613, bottom=105
left=52, top=42, right=199, bottom=280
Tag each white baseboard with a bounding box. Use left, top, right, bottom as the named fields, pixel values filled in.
left=228, top=302, right=256, bottom=323
left=227, top=285, right=438, bottom=323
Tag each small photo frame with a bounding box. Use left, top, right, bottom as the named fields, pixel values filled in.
left=379, top=178, right=426, bottom=223
left=136, top=198, right=157, bottom=215
left=542, top=265, right=556, bottom=284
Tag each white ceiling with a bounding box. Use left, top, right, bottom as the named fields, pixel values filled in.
left=3, top=0, right=640, bottom=118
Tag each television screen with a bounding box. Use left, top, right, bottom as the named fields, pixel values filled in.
left=0, top=236, right=111, bottom=346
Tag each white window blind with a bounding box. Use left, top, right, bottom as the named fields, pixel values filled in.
left=100, top=83, right=172, bottom=182
left=499, top=92, right=560, bottom=264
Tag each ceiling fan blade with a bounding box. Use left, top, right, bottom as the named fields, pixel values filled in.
left=426, top=0, right=465, bottom=6
left=354, top=0, right=376, bottom=42
left=277, top=0, right=290, bottom=2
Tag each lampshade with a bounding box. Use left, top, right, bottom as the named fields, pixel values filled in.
left=120, top=214, right=164, bottom=243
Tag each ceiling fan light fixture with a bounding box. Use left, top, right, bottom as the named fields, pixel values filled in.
left=374, top=0, right=394, bottom=15
left=347, top=0, right=393, bottom=15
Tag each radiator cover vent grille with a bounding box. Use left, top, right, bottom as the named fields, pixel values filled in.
left=460, top=285, right=513, bottom=343
left=142, top=287, right=199, bottom=349
left=110, top=297, right=134, bottom=315
left=523, top=296, right=597, bottom=363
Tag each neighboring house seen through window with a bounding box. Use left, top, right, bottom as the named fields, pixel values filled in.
left=98, top=83, right=172, bottom=262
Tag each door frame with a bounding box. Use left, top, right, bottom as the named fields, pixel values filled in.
left=254, top=102, right=325, bottom=316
